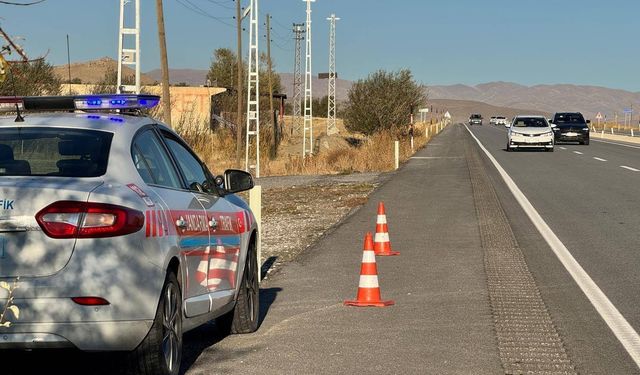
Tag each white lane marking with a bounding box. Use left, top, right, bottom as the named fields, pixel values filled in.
left=573, top=151, right=584, bottom=155
left=593, top=157, right=608, bottom=162
left=620, top=166, right=640, bottom=172
left=592, top=139, right=640, bottom=150
left=465, top=125, right=640, bottom=368
left=560, top=147, right=567, bottom=150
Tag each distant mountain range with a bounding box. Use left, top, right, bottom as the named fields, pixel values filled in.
left=55, top=58, right=639, bottom=120
left=427, top=82, right=640, bottom=120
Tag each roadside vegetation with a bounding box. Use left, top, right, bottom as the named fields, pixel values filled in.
left=0, top=59, right=60, bottom=96
left=181, top=67, right=443, bottom=177
left=0, top=278, right=19, bottom=328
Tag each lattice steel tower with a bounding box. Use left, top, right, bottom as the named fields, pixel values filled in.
left=292, top=23, right=305, bottom=135
left=302, top=0, right=315, bottom=157
left=326, top=14, right=340, bottom=135
left=245, top=0, right=261, bottom=177
left=117, top=0, right=141, bottom=94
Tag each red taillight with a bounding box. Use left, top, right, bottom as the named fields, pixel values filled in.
left=36, top=201, right=144, bottom=239
left=71, top=296, right=110, bottom=306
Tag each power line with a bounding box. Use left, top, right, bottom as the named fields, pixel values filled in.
left=174, top=0, right=235, bottom=28
left=204, top=0, right=234, bottom=10
left=0, top=0, right=46, bottom=5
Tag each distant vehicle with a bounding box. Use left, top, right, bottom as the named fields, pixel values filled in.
left=550, top=112, right=590, bottom=145
left=507, top=115, right=554, bottom=152
left=495, top=116, right=508, bottom=126
left=469, top=114, right=483, bottom=126
left=489, top=116, right=497, bottom=125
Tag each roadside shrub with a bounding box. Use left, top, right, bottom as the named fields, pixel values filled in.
left=343, top=69, right=425, bottom=135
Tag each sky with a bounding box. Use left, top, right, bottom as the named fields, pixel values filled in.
left=1, top=0, right=639, bottom=91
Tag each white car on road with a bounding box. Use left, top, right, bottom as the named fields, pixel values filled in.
left=507, top=115, right=554, bottom=152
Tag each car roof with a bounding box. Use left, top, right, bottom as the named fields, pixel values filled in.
left=0, top=112, right=158, bottom=137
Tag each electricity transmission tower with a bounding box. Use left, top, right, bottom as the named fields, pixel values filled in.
left=326, top=14, right=340, bottom=135
left=292, top=23, right=305, bottom=135
left=302, top=0, right=315, bottom=157
left=245, top=0, right=261, bottom=177
left=117, top=0, right=141, bottom=94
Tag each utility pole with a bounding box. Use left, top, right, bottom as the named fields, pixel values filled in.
left=155, top=0, right=172, bottom=126
left=0, top=26, right=28, bottom=61
left=235, top=0, right=244, bottom=167
left=245, top=0, right=260, bottom=177
left=292, top=23, right=305, bottom=136
left=266, top=14, right=278, bottom=158
left=117, top=0, right=141, bottom=94
left=302, top=0, right=315, bottom=157
left=326, top=13, right=340, bottom=135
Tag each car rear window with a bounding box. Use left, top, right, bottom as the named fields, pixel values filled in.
left=555, top=113, right=585, bottom=123
left=0, top=127, right=113, bottom=177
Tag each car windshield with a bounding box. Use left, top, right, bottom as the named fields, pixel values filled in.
left=497, top=117, right=505, bottom=119
left=0, top=127, right=113, bottom=177
left=555, top=113, right=585, bottom=123
left=513, top=118, right=548, bottom=128
left=471, top=114, right=481, bottom=119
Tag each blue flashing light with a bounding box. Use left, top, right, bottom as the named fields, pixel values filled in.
left=87, top=115, right=101, bottom=120
left=86, top=99, right=102, bottom=106
left=109, top=117, right=125, bottom=123
left=74, top=94, right=160, bottom=111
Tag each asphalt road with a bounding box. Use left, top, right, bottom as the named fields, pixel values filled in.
left=182, top=124, right=640, bottom=374
left=467, top=124, right=640, bottom=374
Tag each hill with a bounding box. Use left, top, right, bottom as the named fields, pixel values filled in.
left=146, top=68, right=208, bottom=86
left=53, top=57, right=156, bottom=85
left=427, top=81, right=640, bottom=120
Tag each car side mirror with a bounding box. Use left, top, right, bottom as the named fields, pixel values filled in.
left=586, top=120, right=591, bottom=124
left=548, top=119, right=553, bottom=124
left=223, top=169, right=254, bottom=193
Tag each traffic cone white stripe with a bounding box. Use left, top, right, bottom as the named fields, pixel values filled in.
left=358, top=275, right=380, bottom=288
left=376, top=215, right=387, bottom=224
left=362, top=250, right=376, bottom=263
left=374, top=232, right=389, bottom=242
left=209, top=258, right=237, bottom=270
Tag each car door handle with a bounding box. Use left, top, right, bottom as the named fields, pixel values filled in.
left=208, top=218, right=217, bottom=229
left=176, top=217, right=187, bottom=229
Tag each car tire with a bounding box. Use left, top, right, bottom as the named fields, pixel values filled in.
left=547, top=147, right=554, bottom=152
left=506, top=144, right=512, bottom=152
left=216, top=239, right=259, bottom=335
left=126, top=271, right=183, bottom=375
left=584, top=139, right=590, bottom=145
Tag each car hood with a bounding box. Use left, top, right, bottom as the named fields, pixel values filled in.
left=554, top=123, right=588, bottom=130
left=510, top=127, right=552, bottom=135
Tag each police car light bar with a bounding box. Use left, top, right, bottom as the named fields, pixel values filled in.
left=0, top=94, right=160, bottom=113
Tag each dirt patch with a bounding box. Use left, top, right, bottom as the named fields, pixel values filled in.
left=260, top=182, right=377, bottom=277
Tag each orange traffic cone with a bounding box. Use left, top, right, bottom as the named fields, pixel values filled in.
left=344, top=232, right=394, bottom=307
left=374, top=202, right=400, bottom=256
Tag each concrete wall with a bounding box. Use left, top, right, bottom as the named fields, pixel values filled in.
left=61, top=84, right=226, bottom=132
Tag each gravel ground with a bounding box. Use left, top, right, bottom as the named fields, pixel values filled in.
left=255, top=172, right=385, bottom=277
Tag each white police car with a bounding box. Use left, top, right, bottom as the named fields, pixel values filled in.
left=0, top=95, right=259, bottom=375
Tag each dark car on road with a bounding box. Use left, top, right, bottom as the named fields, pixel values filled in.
left=550, top=112, right=590, bottom=145
left=469, top=114, right=483, bottom=126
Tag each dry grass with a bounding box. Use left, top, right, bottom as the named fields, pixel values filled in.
left=177, top=119, right=447, bottom=176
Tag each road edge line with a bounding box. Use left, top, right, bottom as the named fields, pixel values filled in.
left=465, top=124, right=640, bottom=369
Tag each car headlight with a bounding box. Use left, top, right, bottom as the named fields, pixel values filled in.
left=582, top=128, right=589, bottom=131
left=543, top=131, right=553, bottom=136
